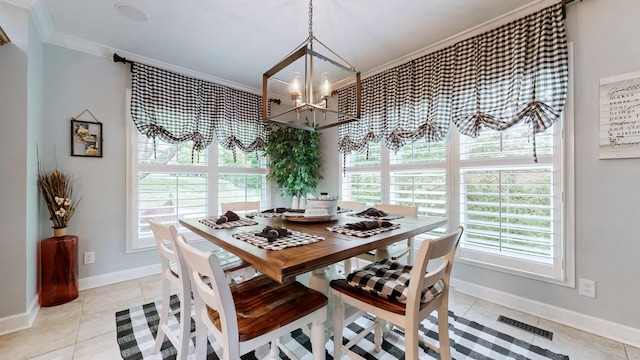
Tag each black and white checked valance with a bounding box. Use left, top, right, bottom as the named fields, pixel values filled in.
left=337, top=2, right=568, bottom=161
left=131, top=63, right=266, bottom=159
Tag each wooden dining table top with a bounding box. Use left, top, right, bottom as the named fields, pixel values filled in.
left=180, top=212, right=447, bottom=284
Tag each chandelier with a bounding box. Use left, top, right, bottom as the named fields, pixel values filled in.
left=262, top=0, right=361, bottom=131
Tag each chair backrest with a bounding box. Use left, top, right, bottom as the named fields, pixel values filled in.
left=221, top=201, right=261, bottom=214
left=406, top=225, right=464, bottom=315
left=337, top=200, right=367, bottom=211
left=174, top=234, right=240, bottom=354
left=374, top=203, right=418, bottom=217
left=148, top=219, right=190, bottom=289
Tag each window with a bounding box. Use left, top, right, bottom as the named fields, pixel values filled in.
left=456, top=121, right=564, bottom=280
left=126, top=91, right=267, bottom=251
left=341, top=118, right=573, bottom=284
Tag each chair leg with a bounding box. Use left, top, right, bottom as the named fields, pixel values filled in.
left=177, top=292, right=191, bottom=360
left=373, top=317, right=382, bottom=353
left=405, top=321, right=420, bottom=360
left=332, top=296, right=345, bottom=359
left=153, top=277, right=171, bottom=353
left=194, top=298, right=208, bottom=360
left=269, top=340, right=279, bottom=359
left=437, top=306, right=452, bottom=360
left=310, top=313, right=326, bottom=360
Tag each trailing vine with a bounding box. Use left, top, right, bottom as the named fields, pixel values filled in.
left=265, top=124, right=322, bottom=198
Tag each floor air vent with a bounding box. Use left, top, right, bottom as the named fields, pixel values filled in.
left=497, top=315, right=554, bottom=340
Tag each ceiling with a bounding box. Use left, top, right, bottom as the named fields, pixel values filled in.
left=4, top=0, right=554, bottom=93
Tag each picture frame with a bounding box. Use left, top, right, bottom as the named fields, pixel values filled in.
left=71, top=119, right=103, bottom=157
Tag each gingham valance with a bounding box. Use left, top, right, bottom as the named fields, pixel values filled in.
left=131, top=63, right=266, bottom=159
left=337, top=2, right=568, bottom=161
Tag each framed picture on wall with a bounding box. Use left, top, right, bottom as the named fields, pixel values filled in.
left=71, top=118, right=102, bottom=157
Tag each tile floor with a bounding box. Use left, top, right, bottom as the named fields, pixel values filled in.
left=1, top=274, right=638, bottom=360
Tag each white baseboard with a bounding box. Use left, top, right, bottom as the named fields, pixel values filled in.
left=78, top=263, right=161, bottom=291
left=451, top=278, right=640, bottom=349
left=0, top=293, right=39, bottom=336
left=1, top=264, right=161, bottom=335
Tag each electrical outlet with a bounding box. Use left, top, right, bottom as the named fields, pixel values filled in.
left=579, top=278, right=596, bottom=298
left=84, top=251, right=95, bottom=265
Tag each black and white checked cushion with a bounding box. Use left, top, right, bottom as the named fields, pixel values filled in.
left=326, top=223, right=400, bottom=237
left=347, top=259, right=444, bottom=304
left=232, top=230, right=324, bottom=251
left=198, top=217, right=258, bottom=229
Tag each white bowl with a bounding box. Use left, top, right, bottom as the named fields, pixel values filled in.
left=305, top=199, right=339, bottom=216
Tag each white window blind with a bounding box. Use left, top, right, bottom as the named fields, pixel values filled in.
left=456, top=122, right=562, bottom=278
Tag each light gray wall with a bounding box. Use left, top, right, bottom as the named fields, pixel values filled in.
left=26, top=7, right=44, bottom=313
left=40, top=44, right=160, bottom=278
left=0, top=3, right=29, bottom=319
left=0, top=43, right=28, bottom=318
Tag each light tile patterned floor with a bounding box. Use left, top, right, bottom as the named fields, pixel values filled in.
left=1, top=273, right=638, bottom=360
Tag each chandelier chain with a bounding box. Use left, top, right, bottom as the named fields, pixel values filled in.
left=308, top=0, right=313, bottom=39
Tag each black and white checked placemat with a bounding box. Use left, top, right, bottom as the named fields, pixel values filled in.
left=253, top=212, right=282, bottom=218
left=198, top=217, right=258, bottom=229
left=348, top=213, right=405, bottom=220
left=232, top=230, right=324, bottom=250
left=115, top=295, right=570, bottom=360
left=327, top=223, right=401, bottom=238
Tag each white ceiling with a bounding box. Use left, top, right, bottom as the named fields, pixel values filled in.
left=3, top=0, right=557, bottom=93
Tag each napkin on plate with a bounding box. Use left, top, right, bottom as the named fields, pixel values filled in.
left=255, top=226, right=292, bottom=242
left=216, top=210, right=240, bottom=224
left=355, top=207, right=389, bottom=218
left=345, top=220, right=393, bottom=231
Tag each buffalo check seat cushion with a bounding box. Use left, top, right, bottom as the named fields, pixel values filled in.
left=346, top=259, right=444, bottom=304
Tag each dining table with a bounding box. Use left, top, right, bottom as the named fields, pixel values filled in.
left=179, top=211, right=447, bottom=287
left=180, top=210, right=447, bottom=356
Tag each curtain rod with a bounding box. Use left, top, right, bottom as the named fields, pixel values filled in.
left=113, top=53, right=133, bottom=65
left=113, top=52, right=281, bottom=105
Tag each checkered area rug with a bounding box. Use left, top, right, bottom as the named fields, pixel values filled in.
left=232, top=230, right=324, bottom=250
left=198, top=217, right=258, bottom=229
left=326, top=223, right=401, bottom=238
left=115, top=295, right=570, bottom=360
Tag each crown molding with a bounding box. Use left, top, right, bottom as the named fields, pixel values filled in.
left=25, top=0, right=261, bottom=95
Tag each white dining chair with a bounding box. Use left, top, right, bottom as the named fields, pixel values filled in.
left=337, top=200, right=367, bottom=212
left=331, top=225, right=464, bottom=360
left=148, top=219, right=254, bottom=360
left=174, top=233, right=328, bottom=360
left=220, top=201, right=260, bottom=215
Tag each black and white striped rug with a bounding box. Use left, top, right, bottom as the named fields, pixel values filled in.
left=115, top=295, right=569, bottom=360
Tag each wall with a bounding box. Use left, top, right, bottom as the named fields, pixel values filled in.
left=40, top=44, right=161, bottom=280
left=0, top=2, right=30, bottom=326
left=0, top=39, right=28, bottom=319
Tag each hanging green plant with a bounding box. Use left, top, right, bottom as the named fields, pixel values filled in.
left=265, top=123, right=322, bottom=198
